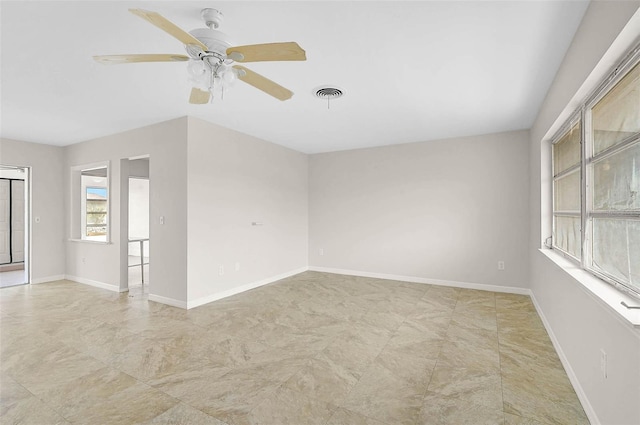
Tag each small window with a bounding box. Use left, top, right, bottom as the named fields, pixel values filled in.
left=70, top=162, right=110, bottom=242
left=85, top=186, right=108, bottom=238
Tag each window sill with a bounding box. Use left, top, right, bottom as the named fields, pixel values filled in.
left=68, top=238, right=111, bottom=245
left=538, top=248, right=640, bottom=327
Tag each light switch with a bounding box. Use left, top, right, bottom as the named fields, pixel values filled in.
left=160, top=216, right=165, bottom=225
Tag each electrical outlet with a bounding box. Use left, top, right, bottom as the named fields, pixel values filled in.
left=219, top=265, right=224, bottom=276
left=600, top=349, right=607, bottom=379
left=497, top=261, right=505, bottom=271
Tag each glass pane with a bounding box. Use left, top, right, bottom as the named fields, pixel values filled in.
left=592, top=62, right=640, bottom=154
left=592, top=142, right=640, bottom=211
left=553, top=215, right=581, bottom=259
left=554, top=170, right=580, bottom=212
left=591, top=218, right=637, bottom=284
left=553, top=122, right=581, bottom=175
left=86, top=200, right=107, bottom=213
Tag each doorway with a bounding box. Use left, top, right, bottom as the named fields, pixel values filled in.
left=126, top=158, right=150, bottom=295
left=0, top=166, right=29, bottom=288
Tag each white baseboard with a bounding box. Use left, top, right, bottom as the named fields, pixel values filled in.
left=187, top=267, right=308, bottom=309
left=529, top=292, right=599, bottom=425
left=64, top=274, right=124, bottom=293
left=308, top=266, right=530, bottom=295
left=30, top=275, right=66, bottom=284
left=148, top=294, right=188, bottom=309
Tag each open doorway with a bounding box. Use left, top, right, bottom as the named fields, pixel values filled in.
left=127, top=158, right=149, bottom=295
left=0, top=166, right=29, bottom=288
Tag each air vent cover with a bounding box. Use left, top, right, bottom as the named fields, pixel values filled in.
left=314, top=86, right=344, bottom=99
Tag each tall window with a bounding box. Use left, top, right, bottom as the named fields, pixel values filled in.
left=80, top=169, right=109, bottom=241
left=70, top=162, right=110, bottom=242
left=85, top=187, right=108, bottom=238
left=551, top=48, right=640, bottom=298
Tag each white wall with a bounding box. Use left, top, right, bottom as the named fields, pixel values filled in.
left=128, top=178, right=149, bottom=240
left=64, top=118, right=188, bottom=302
left=0, top=138, right=65, bottom=282
left=528, top=2, right=640, bottom=424
left=186, top=117, right=308, bottom=305
left=309, top=130, right=530, bottom=289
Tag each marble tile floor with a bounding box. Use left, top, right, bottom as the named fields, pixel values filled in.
left=0, top=271, right=588, bottom=424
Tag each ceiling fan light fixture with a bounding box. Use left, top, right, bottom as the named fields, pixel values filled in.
left=95, top=7, right=306, bottom=103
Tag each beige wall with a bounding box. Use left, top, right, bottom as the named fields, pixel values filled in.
left=0, top=138, right=65, bottom=281
left=64, top=118, right=189, bottom=303
left=528, top=2, right=640, bottom=424
left=186, top=117, right=308, bottom=304
left=309, top=130, right=530, bottom=289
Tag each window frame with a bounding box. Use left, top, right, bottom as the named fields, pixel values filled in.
left=550, top=42, right=640, bottom=300
left=551, top=114, right=583, bottom=262
left=70, top=161, right=111, bottom=244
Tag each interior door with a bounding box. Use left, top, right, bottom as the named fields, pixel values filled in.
left=11, top=180, right=25, bottom=262
left=0, top=180, right=10, bottom=264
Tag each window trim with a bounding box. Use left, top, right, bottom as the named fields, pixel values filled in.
left=550, top=41, right=640, bottom=300
left=69, top=161, right=111, bottom=244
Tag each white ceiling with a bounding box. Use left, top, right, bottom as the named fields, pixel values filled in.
left=0, top=1, right=589, bottom=153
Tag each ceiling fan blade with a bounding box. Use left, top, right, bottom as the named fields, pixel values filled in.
left=93, top=54, right=189, bottom=64
left=189, top=88, right=211, bottom=104
left=233, top=65, right=293, bottom=101
left=129, top=8, right=208, bottom=51
left=227, top=42, right=306, bottom=63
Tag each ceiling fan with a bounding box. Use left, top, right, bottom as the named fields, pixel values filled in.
left=94, top=8, right=306, bottom=103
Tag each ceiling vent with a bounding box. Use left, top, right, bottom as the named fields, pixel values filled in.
left=314, top=86, right=344, bottom=109
left=314, top=86, right=344, bottom=99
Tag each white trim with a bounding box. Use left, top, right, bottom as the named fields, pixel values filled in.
left=68, top=239, right=111, bottom=245
left=308, top=266, right=530, bottom=295
left=148, top=294, right=188, bottom=309
left=64, top=274, right=124, bottom=292
left=187, top=267, right=309, bottom=309
left=529, top=291, right=600, bottom=425
left=30, top=274, right=65, bottom=284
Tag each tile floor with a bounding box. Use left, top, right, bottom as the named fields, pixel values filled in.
left=0, top=272, right=588, bottom=424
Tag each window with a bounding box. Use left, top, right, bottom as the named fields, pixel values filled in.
left=70, top=162, right=110, bottom=242
left=551, top=46, right=640, bottom=298
left=85, top=187, right=108, bottom=238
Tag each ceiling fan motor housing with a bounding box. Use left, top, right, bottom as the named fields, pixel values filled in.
left=189, top=28, right=233, bottom=57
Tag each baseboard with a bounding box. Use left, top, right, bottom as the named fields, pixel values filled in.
left=30, top=275, right=65, bottom=284
left=529, top=292, right=599, bottom=425
left=148, top=294, right=188, bottom=309
left=187, top=267, right=309, bottom=309
left=64, top=274, right=124, bottom=293
left=308, top=266, right=530, bottom=295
